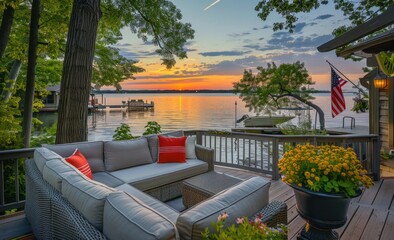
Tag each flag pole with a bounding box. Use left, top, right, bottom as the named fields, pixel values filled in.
left=326, top=60, right=368, bottom=96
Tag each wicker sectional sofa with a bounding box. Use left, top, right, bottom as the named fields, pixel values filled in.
left=25, top=133, right=286, bottom=240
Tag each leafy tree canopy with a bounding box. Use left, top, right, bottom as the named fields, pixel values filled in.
left=233, top=62, right=326, bottom=129
left=255, top=0, right=392, bottom=35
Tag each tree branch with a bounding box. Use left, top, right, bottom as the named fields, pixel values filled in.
left=128, top=1, right=171, bottom=54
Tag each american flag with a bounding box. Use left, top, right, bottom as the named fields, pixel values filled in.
left=331, top=67, right=347, bottom=118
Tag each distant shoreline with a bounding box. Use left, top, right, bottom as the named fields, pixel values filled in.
left=92, top=89, right=340, bottom=94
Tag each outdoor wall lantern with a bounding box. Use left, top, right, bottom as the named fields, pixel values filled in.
left=374, top=70, right=388, bottom=89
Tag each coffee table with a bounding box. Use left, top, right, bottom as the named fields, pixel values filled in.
left=182, top=171, right=242, bottom=208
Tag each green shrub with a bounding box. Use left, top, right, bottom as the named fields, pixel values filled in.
left=143, top=121, right=162, bottom=135
left=113, top=123, right=136, bottom=140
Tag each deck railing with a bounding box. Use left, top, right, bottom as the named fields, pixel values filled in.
left=0, top=130, right=380, bottom=214
left=184, top=130, right=380, bottom=181
left=0, top=148, right=34, bottom=213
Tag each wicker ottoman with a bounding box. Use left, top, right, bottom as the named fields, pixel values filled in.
left=182, top=171, right=242, bottom=208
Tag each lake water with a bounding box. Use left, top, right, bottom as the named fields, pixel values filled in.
left=82, top=93, right=368, bottom=141
left=37, top=93, right=368, bottom=141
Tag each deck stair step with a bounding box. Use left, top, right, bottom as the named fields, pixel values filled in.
left=381, top=159, right=394, bottom=178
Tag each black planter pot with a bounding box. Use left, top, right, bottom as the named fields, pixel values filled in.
left=290, top=184, right=361, bottom=240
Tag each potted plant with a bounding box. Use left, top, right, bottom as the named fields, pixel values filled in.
left=202, top=212, right=287, bottom=240
left=278, top=144, right=374, bottom=240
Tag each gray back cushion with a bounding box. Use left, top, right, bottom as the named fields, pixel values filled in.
left=176, top=177, right=271, bottom=240
left=62, top=172, right=116, bottom=231
left=146, top=135, right=159, bottom=162
left=42, top=159, right=84, bottom=191
left=33, top=147, right=63, bottom=173
left=43, top=141, right=105, bottom=172
left=104, top=138, right=153, bottom=171
left=186, top=136, right=197, bottom=159
left=103, top=191, right=177, bottom=240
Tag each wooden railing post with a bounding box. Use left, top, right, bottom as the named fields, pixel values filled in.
left=372, top=137, right=381, bottom=181
left=272, top=139, right=280, bottom=180
left=196, top=131, right=203, bottom=145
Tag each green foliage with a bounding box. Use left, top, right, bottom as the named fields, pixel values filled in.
left=0, top=98, right=22, bottom=150
left=202, top=212, right=287, bottom=240
left=30, top=122, right=57, bottom=147
left=234, top=62, right=326, bottom=129
left=143, top=121, right=162, bottom=135
left=113, top=123, right=136, bottom=140
left=352, top=92, right=368, bottom=113
left=380, top=151, right=390, bottom=161
left=119, top=0, right=195, bottom=69
left=255, top=0, right=392, bottom=34
left=280, top=122, right=327, bottom=136
left=92, top=45, right=145, bottom=90
left=233, top=62, right=314, bottom=114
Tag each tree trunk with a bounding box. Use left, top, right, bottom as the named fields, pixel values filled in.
left=22, top=0, right=40, bottom=148
left=283, top=93, right=326, bottom=130
left=0, top=5, right=14, bottom=60
left=0, top=59, right=22, bottom=102
left=56, top=0, right=101, bottom=144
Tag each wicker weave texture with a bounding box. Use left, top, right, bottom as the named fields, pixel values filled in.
left=25, top=159, right=53, bottom=239
left=25, top=159, right=106, bottom=239
left=182, top=183, right=213, bottom=209
left=195, top=145, right=215, bottom=171
left=51, top=194, right=106, bottom=239
left=144, top=180, right=183, bottom=202
left=253, top=200, right=288, bottom=227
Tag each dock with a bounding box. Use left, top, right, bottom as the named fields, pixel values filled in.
left=89, top=99, right=154, bottom=112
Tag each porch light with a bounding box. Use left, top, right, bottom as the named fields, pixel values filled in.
left=374, top=70, right=388, bottom=89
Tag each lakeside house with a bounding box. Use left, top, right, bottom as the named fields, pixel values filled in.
left=318, top=3, right=394, bottom=153
left=40, top=85, right=60, bottom=112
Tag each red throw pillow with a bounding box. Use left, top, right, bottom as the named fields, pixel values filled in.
left=158, top=135, right=187, bottom=163
left=66, top=149, right=93, bottom=179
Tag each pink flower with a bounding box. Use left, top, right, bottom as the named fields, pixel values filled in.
left=254, top=217, right=262, bottom=224
left=259, top=223, right=267, bottom=229
left=217, top=212, right=228, bottom=221
left=236, top=217, right=244, bottom=224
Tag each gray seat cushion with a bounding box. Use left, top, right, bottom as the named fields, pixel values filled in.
left=103, top=191, right=178, bottom=240
left=109, top=159, right=208, bottom=191
left=43, top=141, right=105, bottom=172
left=93, top=172, right=124, bottom=188
left=62, top=172, right=117, bottom=231
left=104, top=138, right=153, bottom=171
left=176, top=176, right=271, bottom=240
left=116, top=184, right=179, bottom=223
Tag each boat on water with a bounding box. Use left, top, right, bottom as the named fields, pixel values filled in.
left=237, top=115, right=295, bottom=127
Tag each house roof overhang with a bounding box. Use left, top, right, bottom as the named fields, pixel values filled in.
left=336, top=29, right=394, bottom=58
left=317, top=3, right=394, bottom=54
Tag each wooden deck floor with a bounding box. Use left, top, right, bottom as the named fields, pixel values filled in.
left=216, top=166, right=394, bottom=240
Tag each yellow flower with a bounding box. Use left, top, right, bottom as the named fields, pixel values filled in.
left=278, top=143, right=374, bottom=196
left=307, top=180, right=314, bottom=186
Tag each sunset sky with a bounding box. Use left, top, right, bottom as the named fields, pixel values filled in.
left=115, top=0, right=366, bottom=91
